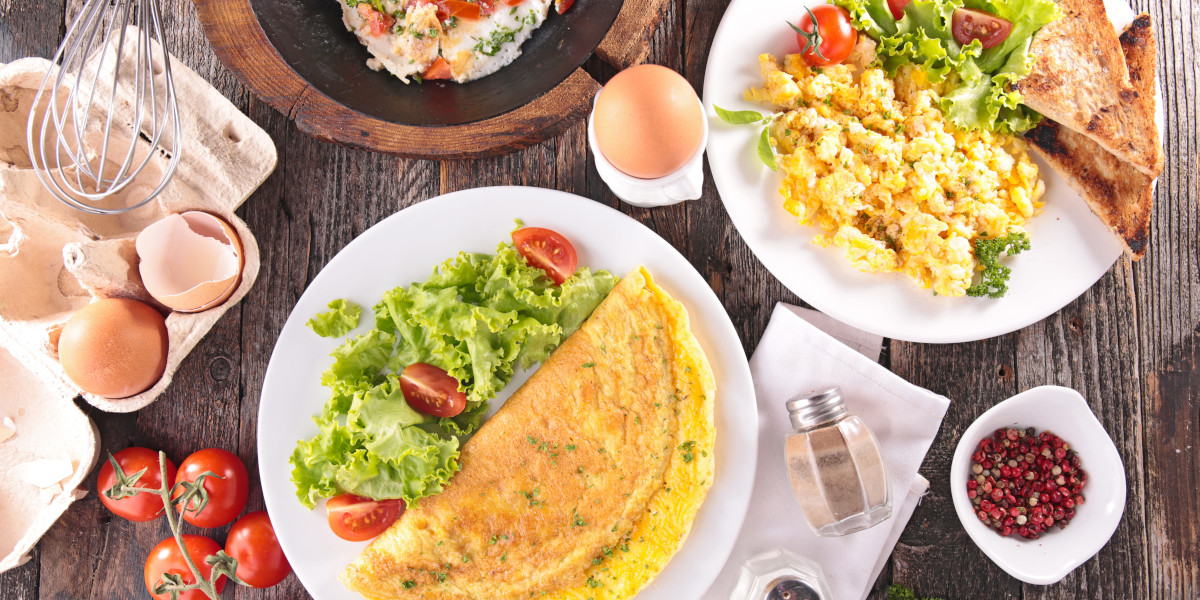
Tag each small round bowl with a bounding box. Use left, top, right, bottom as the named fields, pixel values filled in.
left=949, top=385, right=1126, bottom=585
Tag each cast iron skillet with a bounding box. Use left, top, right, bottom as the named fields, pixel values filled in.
left=249, top=0, right=623, bottom=126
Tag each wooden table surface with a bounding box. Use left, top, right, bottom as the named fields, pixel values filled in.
left=2, top=0, right=1196, bottom=598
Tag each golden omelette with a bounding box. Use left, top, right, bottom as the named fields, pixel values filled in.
left=341, top=267, right=716, bottom=600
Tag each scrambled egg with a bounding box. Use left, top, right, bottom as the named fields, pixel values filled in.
left=747, top=54, right=1045, bottom=297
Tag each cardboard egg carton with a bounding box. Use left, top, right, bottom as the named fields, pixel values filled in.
left=0, top=28, right=276, bottom=572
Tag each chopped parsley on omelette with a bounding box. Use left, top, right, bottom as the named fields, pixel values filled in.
left=748, top=53, right=1045, bottom=297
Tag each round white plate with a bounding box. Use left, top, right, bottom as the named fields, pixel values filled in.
left=703, top=0, right=1146, bottom=343
left=258, top=187, right=758, bottom=600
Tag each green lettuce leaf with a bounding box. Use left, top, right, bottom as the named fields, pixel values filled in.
left=833, top=0, right=1059, bottom=134
left=306, top=299, right=362, bottom=338
left=289, top=236, right=617, bottom=509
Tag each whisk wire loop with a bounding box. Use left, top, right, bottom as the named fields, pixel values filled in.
left=27, top=0, right=182, bottom=216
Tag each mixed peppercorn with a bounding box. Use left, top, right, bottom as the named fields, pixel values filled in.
left=967, top=427, right=1087, bottom=540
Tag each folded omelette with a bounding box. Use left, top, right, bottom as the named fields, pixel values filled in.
left=341, top=266, right=716, bottom=600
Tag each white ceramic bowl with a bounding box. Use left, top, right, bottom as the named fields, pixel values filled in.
left=949, top=386, right=1127, bottom=585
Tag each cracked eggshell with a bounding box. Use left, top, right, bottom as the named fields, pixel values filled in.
left=136, top=211, right=244, bottom=313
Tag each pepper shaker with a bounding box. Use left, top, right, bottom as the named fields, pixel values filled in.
left=784, top=387, right=891, bottom=536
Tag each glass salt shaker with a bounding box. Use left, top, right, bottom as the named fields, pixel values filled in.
left=784, top=387, right=891, bottom=536
left=730, top=548, right=832, bottom=600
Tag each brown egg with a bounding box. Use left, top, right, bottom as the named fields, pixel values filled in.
left=58, top=298, right=169, bottom=398
left=593, top=64, right=705, bottom=180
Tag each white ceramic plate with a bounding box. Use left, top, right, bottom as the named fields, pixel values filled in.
left=949, top=386, right=1126, bottom=584
left=257, top=187, right=758, bottom=600
left=703, top=0, right=1146, bottom=343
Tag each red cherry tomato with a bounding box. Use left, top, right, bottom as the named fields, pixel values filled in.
left=225, top=511, right=292, bottom=588
left=791, top=5, right=857, bottom=67
left=423, top=57, right=453, bottom=80
left=325, top=494, right=405, bottom=542
left=172, top=448, right=249, bottom=528
left=400, top=363, right=467, bottom=417
left=511, top=227, right=578, bottom=285
left=357, top=4, right=395, bottom=36
left=432, top=0, right=494, bottom=20
left=887, top=0, right=910, bottom=20
left=144, top=535, right=227, bottom=600
left=554, top=0, right=574, bottom=14
left=951, top=8, right=1013, bottom=50
left=97, top=447, right=176, bottom=522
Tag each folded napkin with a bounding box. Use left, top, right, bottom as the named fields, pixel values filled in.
left=703, top=304, right=950, bottom=600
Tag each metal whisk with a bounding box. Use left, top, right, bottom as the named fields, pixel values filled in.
left=26, top=0, right=181, bottom=215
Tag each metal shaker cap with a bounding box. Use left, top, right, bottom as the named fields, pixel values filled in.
left=784, top=387, right=847, bottom=429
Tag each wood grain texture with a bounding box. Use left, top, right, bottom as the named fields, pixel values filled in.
left=594, top=0, right=673, bottom=68
left=2, top=0, right=1198, bottom=598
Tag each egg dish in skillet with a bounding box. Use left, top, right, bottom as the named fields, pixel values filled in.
left=338, top=0, right=560, bottom=83
left=340, top=267, right=716, bottom=599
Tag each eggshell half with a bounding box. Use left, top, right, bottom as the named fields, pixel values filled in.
left=136, top=211, right=244, bottom=312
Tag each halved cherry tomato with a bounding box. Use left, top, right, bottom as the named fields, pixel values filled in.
left=97, top=447, right=176, bottom=522
left=225, top=511, right=291, bottom=588
left=326, top=494, right=405, bottom=541
left=172, top=448, right=249, bottom=528
left=887, top=0, right=910, bottom=20
left=144, top=535, right=227, bottom=600
left=511, top=227, right=578, bottom=285
left=400, top=362, right=467, bottom=417
left=554, top=0, right=574, bottom=14
left=951, top=8, right=1013, bottom=50
left=790, top=4, right=857, bottom=67
left=423, top=57, right=453, bottom=80
left=357, top=3, right=395, bottom=36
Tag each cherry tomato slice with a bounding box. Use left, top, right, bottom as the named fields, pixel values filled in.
left=326, top=494, right=405, bottom=542
left=511, top=227, right=578, bottom=285
left=172, top=448, right=250, bottom=528
left=791, top=5, right=857, bottom=67
left=357, top=4, right=395, bottom=36
left=887, top=0, right=910, bottom=20
left=144, top=535, right=227, bottom=600
left=951, top=8, right=1013, bottom=50
left=225, top=511, right=292, bottom=588
left=423, top=57, right=453, bottom=80
left=554, top=0, right=574, bottom=14
left=400, top=362, right=467, bottom=417
left=98, top=447, right=176, bottom=522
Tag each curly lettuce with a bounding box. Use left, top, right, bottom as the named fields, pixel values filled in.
left=306, top=299, right=362, bottom=338
left=290, top=239, right=618, bottom=509
left=833, top=0, right=1060, bottom=134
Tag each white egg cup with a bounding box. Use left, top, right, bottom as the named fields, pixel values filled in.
left=949, top=386, right=1127, bottom=585
left=587, top=92, right=708, bottom=208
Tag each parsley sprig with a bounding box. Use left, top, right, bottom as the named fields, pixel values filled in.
left=966, top=232, right=1030, bottom=298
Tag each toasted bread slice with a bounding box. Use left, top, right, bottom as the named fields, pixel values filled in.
left=1017, top=0, right=1163, bottom=177
left=1025, top=13, right=1158, bottom=260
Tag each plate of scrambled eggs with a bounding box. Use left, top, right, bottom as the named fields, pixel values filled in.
left=703, top=0, right=1129, bottom=343
left=257, top=187, right=758, bottom=599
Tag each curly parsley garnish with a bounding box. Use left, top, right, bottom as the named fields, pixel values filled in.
left=966, top=232, right=1030, bottom=299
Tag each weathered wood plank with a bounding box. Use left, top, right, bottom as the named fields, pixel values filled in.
left=1136, top=0, right=1200, bottom=598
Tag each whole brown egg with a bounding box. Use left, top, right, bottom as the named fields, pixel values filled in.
left=58, top=298, right=169, bottom=398
left=593, top=64, right=705, bottom=180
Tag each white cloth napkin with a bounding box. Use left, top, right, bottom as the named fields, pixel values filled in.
left=703, top=303, right=950, bottom=600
